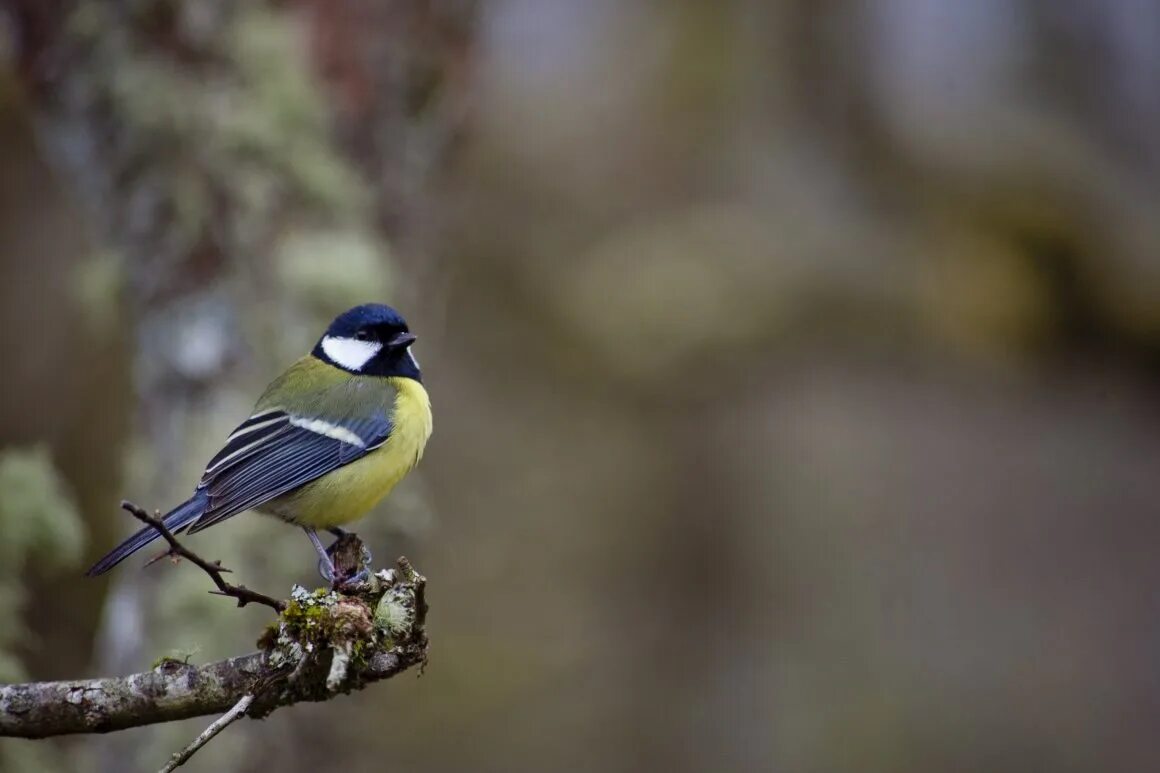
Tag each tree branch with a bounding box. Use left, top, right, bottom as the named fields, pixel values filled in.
left=121, top=500, right=287, bottom=613
left=160, top=693, right=254, bottom=772
left=0, top=557, right=429, bottom=739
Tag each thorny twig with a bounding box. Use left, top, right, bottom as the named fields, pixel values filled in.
left=121, top=500, right=287, bottom=613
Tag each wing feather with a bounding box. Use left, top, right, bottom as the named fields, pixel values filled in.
left=202, top=411, right=293, bottom=477
left=186, top=408, right=392, bottom=534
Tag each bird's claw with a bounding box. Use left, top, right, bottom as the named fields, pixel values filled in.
left=318, top=559, right=368, bottom=589
left=332, top=567, right=371, bottom=590
left=306, top=526, right=372, bottom=589
left=317, top=554, right=337, bottom=584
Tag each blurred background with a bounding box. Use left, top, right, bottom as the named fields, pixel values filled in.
left=1, top=1, right=1159, bottom=771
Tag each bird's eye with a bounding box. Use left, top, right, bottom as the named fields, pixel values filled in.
left=355, top=330, right=371, bottom=341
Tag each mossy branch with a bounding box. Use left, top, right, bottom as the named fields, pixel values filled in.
left=0, top=557, right=429, bottom=742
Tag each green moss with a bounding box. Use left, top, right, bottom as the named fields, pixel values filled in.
left=256, top=622, right=278, bottom=652
left=266, top=586, right=374, bottom=667
left=257, top=567, right=421, bottom=692
left=348, top=638, right=370, bottom=666
left=151, top=654, right=193, bottom=671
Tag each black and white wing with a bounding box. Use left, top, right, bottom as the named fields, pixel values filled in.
left=184, top=407, right=392, bottom=534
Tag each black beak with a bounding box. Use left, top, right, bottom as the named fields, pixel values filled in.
left=387, top=331, right=416, bottom=348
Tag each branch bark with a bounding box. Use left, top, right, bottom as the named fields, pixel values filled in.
left=0, top=557, right=428, bottom=739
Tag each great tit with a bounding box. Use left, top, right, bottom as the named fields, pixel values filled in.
left=87, top=303, right=433, bottom=582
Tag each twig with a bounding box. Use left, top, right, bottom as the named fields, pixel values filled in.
left=159, top=693, right=254, bottom=772
left=120, top=500, right=286, bottom=613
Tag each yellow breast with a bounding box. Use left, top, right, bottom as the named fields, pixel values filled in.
left=268, top=377, right=432, bottom=529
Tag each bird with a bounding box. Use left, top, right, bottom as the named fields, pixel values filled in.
left=86, top=303, right=433, bottom=583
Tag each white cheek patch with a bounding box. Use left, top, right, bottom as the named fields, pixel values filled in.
left=321, top=335, right=381, bottom=371
left=406, top=346, right=420, bottom=370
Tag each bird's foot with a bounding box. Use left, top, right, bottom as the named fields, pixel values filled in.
left=333, top=567, right=371, bottom=589
left=304, top=527, right=339, bottom=583
left=304, top=526, right=372, bottom=589
left=314, top=559, right=367, bottom=588
left=316, top=554, right=338, bottom=584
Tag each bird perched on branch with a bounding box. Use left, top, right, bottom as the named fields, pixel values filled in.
left=87, top=303, right=433, bottom=583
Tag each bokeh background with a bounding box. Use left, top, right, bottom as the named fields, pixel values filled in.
left=2, top=1, right=1159, bottom=771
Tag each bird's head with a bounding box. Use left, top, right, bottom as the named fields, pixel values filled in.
left=313, top=304, right=421, bottom=380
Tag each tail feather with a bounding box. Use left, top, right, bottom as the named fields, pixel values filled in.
left=85, top=492, right=209, bottom=577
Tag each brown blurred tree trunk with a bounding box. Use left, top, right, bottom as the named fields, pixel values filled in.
left=0, top=69, right=133, bottom=685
